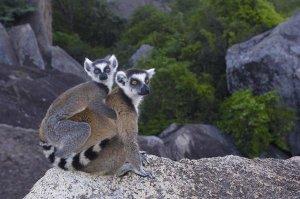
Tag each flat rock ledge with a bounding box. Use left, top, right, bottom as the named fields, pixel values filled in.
left=25, top=155, right=300, bottom=199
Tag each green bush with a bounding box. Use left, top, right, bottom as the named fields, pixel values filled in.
left=0, top=0, right=35, bottom=27
left=52, top=0, right=125, bottom=48
left=218, top=90, right=295, bottom=157
left=121, top=6, right=182, bottom=49
left=138, top=54, right=215, bottom=135
left=53, top=31, right=110, bottom=63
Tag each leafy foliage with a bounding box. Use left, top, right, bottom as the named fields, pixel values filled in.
left=52, top=0, right=125, bottom=48
left=218, top=90, right=295, bottom=157
left=53, top=31, right=110, bottom=63
left=138, top=54, right=215, bottom=135
left=0, top=0, right=35, bottom=27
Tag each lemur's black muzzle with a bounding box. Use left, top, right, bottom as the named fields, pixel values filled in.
left=139, top=84, right=150, bottom=95
left=99, top=72, right=108, bottom=80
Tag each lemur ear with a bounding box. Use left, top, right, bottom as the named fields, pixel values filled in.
left=147, top=68, right=155, bottom=79
left=115, top=71, right=127, bottom=86
left=84, top=58, right=93, bottom=74
left=109, top=54, right=118, bottom=69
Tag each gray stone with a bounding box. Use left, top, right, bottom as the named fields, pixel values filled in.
left=161, top=124, right=240, bottom=160
left=129, top=44, right=154, bottom=67
left=226, top=12, right=300, bottom=155
left=24, top=155, right=300, bottom=199
left=260, top=145, right=291, bottom=159
left=0, top=124, right=50, bottom=199
left=107, top=0, right=171, bottom=18
left=18, top=0, right=52, bottom=64
left=0, top=23, right=18, bottom=65
left=0, top=63, right=84, bottom=129
left=9, top=24, right=45, bottom=69
left=138, top=135, right=168, bottom=157
left=50, top=46, right=89, bottom=80
left=139, top=124, right=240, bottom=161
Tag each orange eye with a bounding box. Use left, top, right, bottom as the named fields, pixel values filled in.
left=131, top=80, right=138, bottom=86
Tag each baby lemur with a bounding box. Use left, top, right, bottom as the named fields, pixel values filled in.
left=41, top=67, right=155, bottom=178
left=39, top=55, right=118, bottom=159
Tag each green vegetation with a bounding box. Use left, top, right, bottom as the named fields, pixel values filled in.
left=50, top=0, right=299, bottom=156
left=0, top=0, right=35, bottom=27
left=218, top=90, right=295, bottom=157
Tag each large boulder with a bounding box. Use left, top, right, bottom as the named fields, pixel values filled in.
left=25, top=155, right=300, bottom=199
left=226, top=12, right=300, bottom=155
left=138, top=135, right=168, bottom=157
left=9, top=24, right=45, bottom=70
left=17, top=0, right=52, bottom=63
left=50, top=46, right=89, bottom=80
left=0, top=63, right=84, bottom=129
left=107, top=0, right=171, bottom=18
left=139, top=124, right=240, bottom=160
left=0, top=124, right=50, bottom=199
left=129, top=44, right=154, bottom=67
left=0, top=23, right=18, bottom=65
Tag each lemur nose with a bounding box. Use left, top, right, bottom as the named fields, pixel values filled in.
left=140, top=84, right=150, bottom=95
left=99, top=73, right=108, bottom=80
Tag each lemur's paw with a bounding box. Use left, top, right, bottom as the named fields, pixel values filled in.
left=140, top=151, right=150, bottom=166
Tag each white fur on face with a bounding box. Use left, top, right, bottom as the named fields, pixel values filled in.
left=116, top=72, right=146, bottom=112
left=84, top=57, right=118, bottom=92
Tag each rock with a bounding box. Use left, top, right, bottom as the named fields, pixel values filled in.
left=139, top=124, right=240, bottom=161
left=226, top=12, right=300, bottom=155
left=129, top=44, right=154, bottom=67
left=161, top=124, right=240, bottom=160
left=138, top=135, right=168, bottom=157
left=107, top=0, right=171, bottom=18
left=9, top=24, right=45, bottom=70
left=50, top=46, right=89, bottom=80
left=17, top=0, right=52, bottom=63
left=0, top=63, right=84, bottom=129
left=260, top=145, right=291, bottom=159
left=0, top=23, right=18, bottom=65
left=25, top=155, right=300, bottom=199
left=0, top=124, right=50, bottom=199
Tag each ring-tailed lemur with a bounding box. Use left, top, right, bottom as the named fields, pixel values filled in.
left=39, top=55, right=118, bottom=159
left=42, top=68, right=155, bottom=178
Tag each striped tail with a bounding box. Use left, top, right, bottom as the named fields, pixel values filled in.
left=40, top=139, right=110, bottom=170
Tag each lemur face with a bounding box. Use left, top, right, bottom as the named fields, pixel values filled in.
left=116, top=68, right=155, bottom=97
left=84, top=55, right=118, bottom=84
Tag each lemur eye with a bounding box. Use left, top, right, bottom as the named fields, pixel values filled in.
left=94, top=68, right=100, bottom=74
left=104, top=67, right=110, bottom=73
left=131, top=80, right=138, bottom=86
left=145, top=78, right=149, bottom=84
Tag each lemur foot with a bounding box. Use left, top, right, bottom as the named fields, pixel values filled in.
left=140, top=151, right=150, bottom=166
left=133, top=169, right=155, bottom=179
left=116, top=163, right=155, bottom=178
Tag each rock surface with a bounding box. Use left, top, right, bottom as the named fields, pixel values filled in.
left=107, top=0, right=171, bottom=18
left=0, top=124, right=50, bottom=199
left=129, top=44, right=154, bottom=67
left=9, top=24, right=45, bottom=70
left=25, top=155, right=300, bottom=199
left=139, top=124, right=240, bottom=161
left=0, top=63, right=84, bottom=129
left=18, top=0, right=53, bottom=63
left=0, top=23, right=18, bottom=65
left=50, top=46, right=89, bottom=80
left=226, top=12, right=300, bottom=155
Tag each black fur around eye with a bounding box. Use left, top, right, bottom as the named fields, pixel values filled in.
left=104, top=67, right=110, bottom=73
left=94, top=68, right=101, bottom=74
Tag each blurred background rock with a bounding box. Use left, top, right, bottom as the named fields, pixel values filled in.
left=0, top=0, right=300, bottom=198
